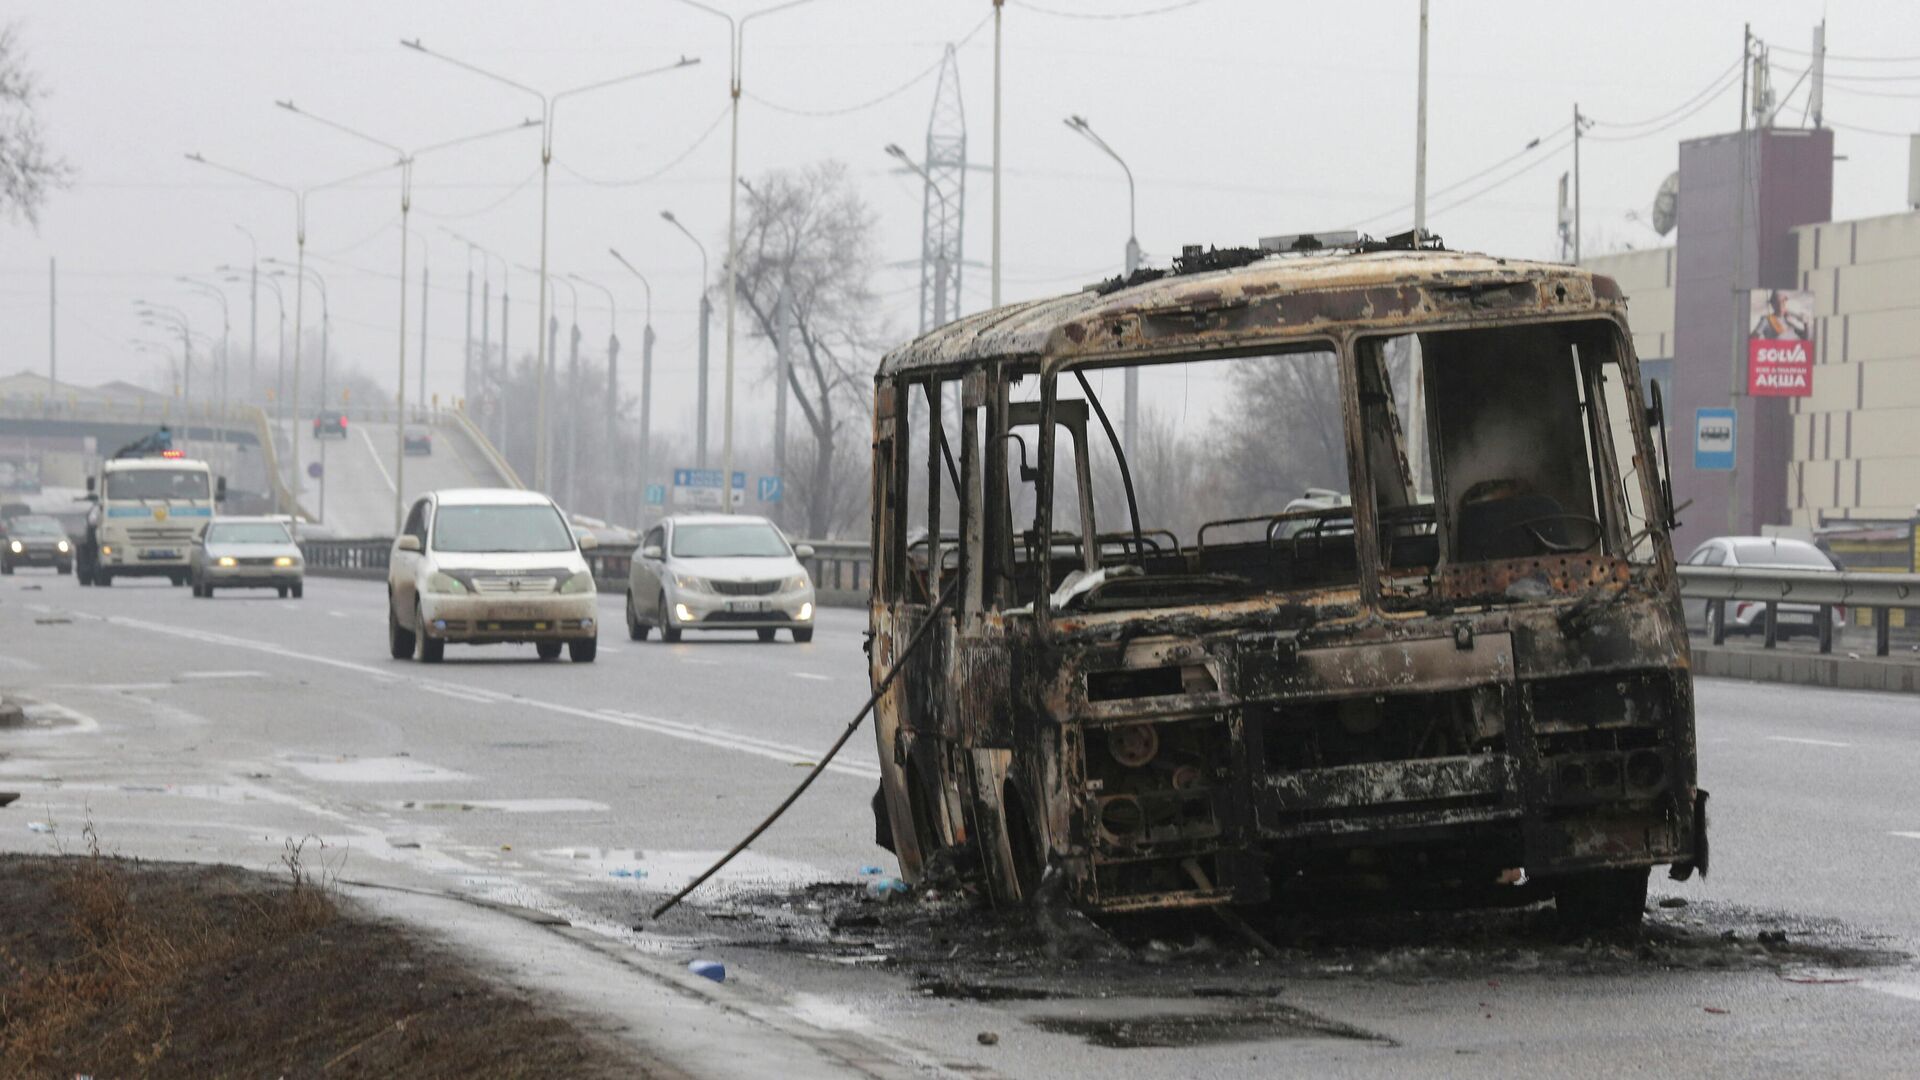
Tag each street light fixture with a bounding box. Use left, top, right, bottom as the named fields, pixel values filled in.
left=672, top=0, right=819, bottom=515
left=276, top=98, right=540, bottom=532
left=265, top=259, right=334, bottom=523
left=609, top=248, right=657, bottom=525
left=660, top=209, right=712, bottom=468
left=400, top=39, right=699, bottom=495
left=177, top=277, right=233, bottom=448
left=183, top=151, right=396, bottom=514
left=442, top=228, right=509, bottom=440
left=134, top=301, right=198, bottom=451
left=1063, top=113, right=1142, bottom=461
left=233, top=225, right=259, bottom=402
left=221, top=264, right=285, bottom=417
left=570, top=272, right=621, bottom=519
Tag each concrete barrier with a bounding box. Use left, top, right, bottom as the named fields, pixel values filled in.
left=1692, top=644, right=1920, bottom=694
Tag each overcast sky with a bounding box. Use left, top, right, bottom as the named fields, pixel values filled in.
left=2, top=0, right=1915, bottom=448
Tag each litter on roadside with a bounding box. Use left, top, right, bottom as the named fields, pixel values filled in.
left=27, top=821, right=54, bottom=834
left=610, top=868, right=650, bottom=879
left=688, top=959, right=726, bottom=983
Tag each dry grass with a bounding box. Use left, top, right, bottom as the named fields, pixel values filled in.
left=0, top=837, right=638, bottom=1078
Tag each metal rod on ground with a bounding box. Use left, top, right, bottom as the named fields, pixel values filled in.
left=650, top=584, right=956, bottom=921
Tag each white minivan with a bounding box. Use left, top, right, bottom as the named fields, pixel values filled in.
left=387, top=489, right=599, bottom=663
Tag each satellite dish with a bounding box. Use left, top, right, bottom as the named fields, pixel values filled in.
left=1651, top=171, right=1679, bottom=237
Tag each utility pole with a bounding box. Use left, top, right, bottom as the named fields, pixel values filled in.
left=991, top=0, right=1004, bottom=309
left=1413, top=0, right=1429, bottom=239
left=418, top=259, right=430, bottom=413
left=773, top=283, right=791, bottom=509
left=1572, top=103, right=1583, bottom=264
left=47, top=257, right=55, bottom=386
left=1730, top=25, right=1752, bottom=535
left=1810, top=21, right=1825, bottom=129
left=462, top=249, right=474, bottom=404
left=610, top=249, right=654, bottom=525
left=236, top=225, right=258, bottom=401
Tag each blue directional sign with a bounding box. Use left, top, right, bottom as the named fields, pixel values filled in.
left=1694, top=408, right=1736, bottom=471
left=672, top=469, right=746, bottom=490
left=307, top=462, right=323, bottom=479
left=645, top=483, right=666, bottom=507
left=757, top=476, right=784, bottom=503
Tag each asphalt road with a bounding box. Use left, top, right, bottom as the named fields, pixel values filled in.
left=285, top=418, right=504, bottom=538
left=4, top=570, right=1919, bottom=1077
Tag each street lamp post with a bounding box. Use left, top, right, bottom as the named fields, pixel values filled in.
left=134, top=302, right=195, bottom=451
left=184, top=152, right=395, bottom=517
left=177, top=277, right=231, bottom=450
left=401, top=40, right=698, bottom=495
left=885, top=143, right=960, bottom=330
left=225, top=266, right=284, bottom=420
left=1063, top=113, right=1141, bottom=461
left=675, top=0, right=819, bottom=515
left=234, top=225, right=258, bottom=402
left=276, top=99, right=540, bottom=532
left=570, top=272, right=620, bottom=520
left=660, top=210, right=711, bottom=468
left=444, top=229, right=509, bottom=447
left=609, top=249, right=656, bottom=526
left=267, top=261, right=331, bottom=522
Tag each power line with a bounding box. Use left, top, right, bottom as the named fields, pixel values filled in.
left=1346, top=123, right=1571, bottom=229
left=1771, top=43, right=1920, bottom=67
left=1426, top=132, right=1575, bottom=221
left=1584, top=71, right=1741, bottom=142
left=745, top=13, right=992, bottom=118
left=553, top=103, right=730, bottom=187
left=413, top=165, right=542, bottom=221
left=1828, top=118, right=1919, bottom=138
left=1588, top=57, right=1742, bottom=128
left=1011, top=0, right=1210, bottom=19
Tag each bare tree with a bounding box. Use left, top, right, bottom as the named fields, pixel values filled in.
left=1212, top=349, right=1349, bottom=511
left=732, top=161, right=886, bottom=538
left=0, top=23, right=73, bottom=227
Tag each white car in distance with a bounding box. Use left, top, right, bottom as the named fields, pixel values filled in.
left=387, top=489, right=599, bottom=663
left=626, top=514, right=816, bottom=643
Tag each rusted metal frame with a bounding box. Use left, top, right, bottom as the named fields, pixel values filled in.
left=1327, top=329, right=1384, bottom=610
left=1573, top=325, right=1647, bottom=564
left=1572, top=338, right=1627, bottom=557
left=959, top=379, right=984, bottom=621
left=1035, top=374, right=1058, bottom=624
left=924, top=379, right=944, bottom=605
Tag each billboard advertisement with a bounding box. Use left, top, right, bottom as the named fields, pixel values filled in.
left=1748, top=289, right=1814, bottom=397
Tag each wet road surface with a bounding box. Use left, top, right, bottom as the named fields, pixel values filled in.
left=4, top=570, right=1919, bottom=1077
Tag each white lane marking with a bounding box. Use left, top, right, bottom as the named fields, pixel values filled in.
left=792, top=672, right=834, bottom=682
left=1765, top=736, right=1853, bottom=748
left=93, top=613, right=880, bottom=781
left=419, top=683, right=498, bottom=705
left=1890, top=832, right=1920, bottom=842
left=329, top=610, right=352, bottom=618
left=177, top=670, right=268, bottom=681
left=596, top=708, right=879, bottom=780
left=358, top=425, right=397, bottom=494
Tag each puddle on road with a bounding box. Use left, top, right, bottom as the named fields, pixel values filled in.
left=282, top=755, right=472, bottom=784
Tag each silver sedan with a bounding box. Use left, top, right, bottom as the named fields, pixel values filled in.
left=191, top=518, right=305, bottom=599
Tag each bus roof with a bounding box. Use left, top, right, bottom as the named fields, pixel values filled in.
left=877, top=247, right=1623, bottom=380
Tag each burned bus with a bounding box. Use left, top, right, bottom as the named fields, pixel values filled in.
left=867, top=240, right=1704, bottom=930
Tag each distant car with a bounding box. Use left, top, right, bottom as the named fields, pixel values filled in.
left=313, top=411, right=349, bottom=439
left=403, top=424, right=433, bottom=456
left=1, top=514, right=73, bottom=575
left=626, top=514, right=816, bottom=643
left=191, top=517, right=304, bottom=599
left=386, top=488, right=599, bottom=663
left=1683, top=535, right=1843, bottom=639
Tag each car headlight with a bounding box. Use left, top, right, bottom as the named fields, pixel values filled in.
left=273, top=556, right=296, bottom=568
left=216, top=556, right=238, bottom=567
left=673, top=572, right=712, bottom=593
left=7, top=540, right=21, bottom=554
left=559, top=570, right=595, bottom=594
left=782, top=574, right=810, bottom=592
left=57, top=540, right=70, bottom=553
left=426, top=571, right=467, bottom=594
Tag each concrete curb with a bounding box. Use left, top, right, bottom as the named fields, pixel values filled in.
left=337, top=881, right=968, bottom=1080
left=1692, top=646, right=1920, bottom=694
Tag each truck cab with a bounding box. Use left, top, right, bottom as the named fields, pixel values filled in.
left=79, top=442, right=224, bottom=587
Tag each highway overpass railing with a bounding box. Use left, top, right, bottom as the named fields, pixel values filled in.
left=299, top=536, right=876, bottom=609
left=1679, top=565, right=1920, bottom=657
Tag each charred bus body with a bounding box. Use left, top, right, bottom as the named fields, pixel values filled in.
left=867, top=243, right=1705, bottom=929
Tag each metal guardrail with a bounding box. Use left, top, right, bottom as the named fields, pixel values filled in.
left=1678, top=565, right=1920, bottom=657
left=305, top=535, right=877, bottom=609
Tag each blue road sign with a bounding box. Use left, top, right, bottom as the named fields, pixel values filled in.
left=307, top=462, right=323, bottom=479
left=757, top=476, right=783, bottom=503
left=645, top=483, right=666, bottom=507
left=1694, top=408, right=1736, bottom=471
left=672, top=469, right=747, bottom=489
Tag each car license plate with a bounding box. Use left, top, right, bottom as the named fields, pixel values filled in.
left=141, top=548, right=179, bottom=560
left=728, top=600, right=770, bottom=613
